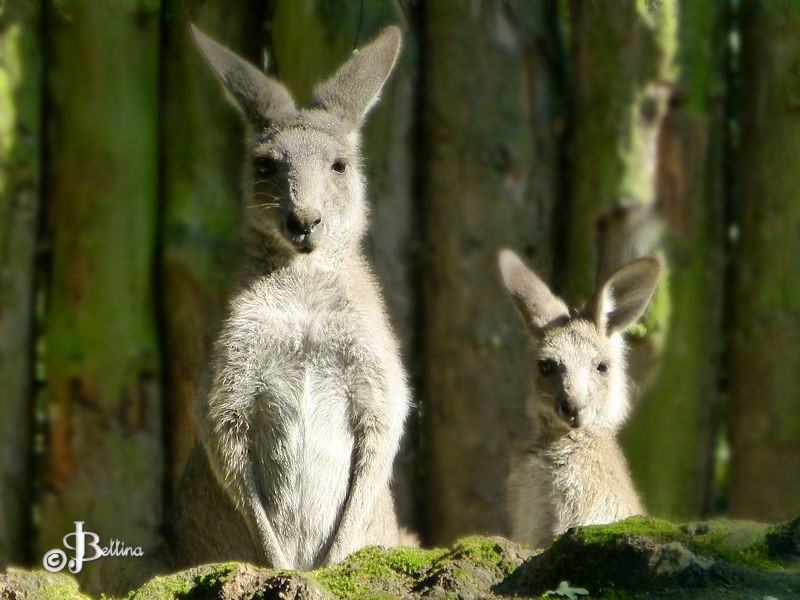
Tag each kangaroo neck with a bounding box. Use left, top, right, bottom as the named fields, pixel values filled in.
left=239, top=225, right=358, bottom=282
left=531, top=408, right=616, bottom=452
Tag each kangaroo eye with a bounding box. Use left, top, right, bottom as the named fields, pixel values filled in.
left=538, top=359, right=557, bottom=377
left=597, top=361, right=609, bottom=374
left=254, top=157, right=277, bottom=177
left=332, top=159, right=348, bottom=174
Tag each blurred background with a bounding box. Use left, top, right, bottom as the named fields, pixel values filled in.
left=1, top=0, right=799, bottom=590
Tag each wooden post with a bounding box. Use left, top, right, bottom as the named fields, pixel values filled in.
left=41, top=1, right=162, bottom=592
left=0, top=0, right=41, bottom=567
left=728, top=0, right=800, bottom=521
left=620, top=0, right=726, bottom=519
left=420, top=0, right=565, bottom=543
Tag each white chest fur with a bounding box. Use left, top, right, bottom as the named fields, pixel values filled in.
left=237, top=268, right=365, bottom=568
left=509, top=431, right=643, bottom=549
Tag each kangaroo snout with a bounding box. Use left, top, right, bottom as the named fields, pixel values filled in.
left=556, top=396, right=583, bottom=428
left=285, top=208, right=324, bottom=252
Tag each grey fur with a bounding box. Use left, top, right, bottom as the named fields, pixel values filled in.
left=169, top=25, right=409, bottom=571
left=499, top=250, right=659, bottom=549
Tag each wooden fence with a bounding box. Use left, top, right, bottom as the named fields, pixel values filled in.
left=1, top=0, right=800, bottom=589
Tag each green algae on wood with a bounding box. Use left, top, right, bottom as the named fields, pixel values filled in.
left=567, top=0, right=726, bottom=520
left=41, top=1, right=162, bottom=594
left=621, top=0, right=726, bottom=522
left=0, top=0, right=41, bottom=567
left=728, top=0, right=800, bottom=523
left=421, top=0, right=566, bottom=546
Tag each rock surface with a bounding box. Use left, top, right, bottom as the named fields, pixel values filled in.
left=2, top=516, right=798, bottom=599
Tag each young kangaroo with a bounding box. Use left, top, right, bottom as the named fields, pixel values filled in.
left=499, top=250, right=660, bottom=549
left=168, top=26, right=410, bottom=571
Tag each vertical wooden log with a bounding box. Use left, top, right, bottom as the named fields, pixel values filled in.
left=728, top=0, right=800, bottom=521
left=41, top=1, right=161, bottom=592
left=421, top=0, right=565, bottom=543
left=568, top=0, right=722, bottom=519
left=267, top=0, right=420, bottom=528
left=0, top=0, right=41, bottom=567
left=621, top=1, right=726, bottom=519
left=160, top=0, right=261, bottom=495
left=566, top=0, right=677, bottom=296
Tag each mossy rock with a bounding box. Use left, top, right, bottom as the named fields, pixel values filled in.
left=504, top=515, right=800, bottom=599
left=0, top=568, right=91, bottom=600
left=2, top=516, right=799, bottom=599
left=129, top=562, right=327, bottom=599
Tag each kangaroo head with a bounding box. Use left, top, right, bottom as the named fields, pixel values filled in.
left=499, top=250, right=660, bottom=433
left=191, top=25, right=402, bottom=255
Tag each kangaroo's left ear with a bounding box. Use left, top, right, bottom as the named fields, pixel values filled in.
left=190, top=24, right=296, bottom=126
left=311, top=26, right=402, bottom=128
left=498, top=249, right=570, bottom=338
left=589, top=257, right=661, bottom=335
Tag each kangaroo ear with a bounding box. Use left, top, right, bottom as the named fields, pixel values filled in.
left=190, top=24, right=295, bottom=126
left=590, top=257, right=661, bottom=335
left=498, top=249, right=570, bottom=337
left=311, top=26, right=401, bottom=128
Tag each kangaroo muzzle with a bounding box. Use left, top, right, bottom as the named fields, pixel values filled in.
left=285, top=208, right=324, bottom=252
left=556, top=396, right=583, bottom=429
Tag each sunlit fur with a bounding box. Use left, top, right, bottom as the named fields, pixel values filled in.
left=500, top=250, right=659, bottom=549
left=169, top=26, right=411, bottom=571
left=242, top=111, right=367, bottom=258
left=508, top=319, right=642, bottom=548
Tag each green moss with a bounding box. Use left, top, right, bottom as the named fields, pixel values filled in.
left=38, top=580, right=90, bottom=600
left=382, top=544, right=448, bottom=576
left=449, top=536, right=503, bottom=566
left=765, top=515, right=800, bottom=562
left=574, top=515, right=680, bottom=543
left=189, top=562, right=238, bottom=591
left=129, top=563, right=238, bottom=599
left=7, top=523, right=800, bottom=599
left=311, top=545, right=446, bottom=599
left=0, top=570, right=90, bottom=600
left=573, top=516, right=781, bottom=570
left=128, top=573, right=192, bottom=599
left=446, top=536, right=521, bottom=575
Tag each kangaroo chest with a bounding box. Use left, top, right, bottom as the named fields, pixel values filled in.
left=245, top=273, right=370, bottom=568
left=534, top=434, right=641, bottom=534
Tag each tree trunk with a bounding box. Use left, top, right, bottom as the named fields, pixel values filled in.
left=0, top=0, right=41, bottom=567
left=568, top=0, right=721, bottom=519
left=620, top=1, right=726, bottom=520
left=728, top=0, right=800, bottom=521
left=566, top=0, right=676, bottom=294
left=40, top=1, right=162, bottom=592
left=267, top=0, right=420, bottom=530
left=160, top=0, right=261, bottom=496
left=420, top=0, right=565, bottom=544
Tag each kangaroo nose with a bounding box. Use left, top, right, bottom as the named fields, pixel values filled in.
left=286, top=210, right=322, bottom=235
left=557, top=398, right=581, bottom=428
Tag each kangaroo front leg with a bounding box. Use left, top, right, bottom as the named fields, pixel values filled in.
left=199, top=381, right=291, bottom=569
left=238, top=472, right=292, bottom=569
left=325, top=370, right=407, bottom=564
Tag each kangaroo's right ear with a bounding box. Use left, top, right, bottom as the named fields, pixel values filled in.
left=190, top=24, right=295, bottom=126
left=498, top=249, right=570, bottom=337
left=311, top=26, right=402, bottom=128
left=590, top=257, right=661, bottom=335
